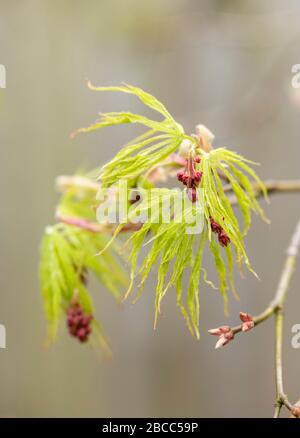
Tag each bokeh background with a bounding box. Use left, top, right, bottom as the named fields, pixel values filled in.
left=0, top=0, right=300, bottom=417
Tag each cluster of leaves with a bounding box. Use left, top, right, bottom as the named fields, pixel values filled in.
left=73, top=83, right=190, bottom=187
left=71, top=83, right=268, bottom=339
left=40, top=83, right=268, bottom=349
left=39, top=180, right=128, bottom=353
left=100, top=159, right=267, bottom=339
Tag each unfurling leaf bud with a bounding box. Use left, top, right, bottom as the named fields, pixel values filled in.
left=208, top=325, right=231, bottom=336
left=239, top=312, right=254, bottom=332
left=215, top=331, right=234, bottom=349
left=178, top=139, right=193, bottom=158
left=291, top=406, right=300, bottom=418
left=208, top=325, right=234, bottom=349
left=195, top=124, right=215, bottom=152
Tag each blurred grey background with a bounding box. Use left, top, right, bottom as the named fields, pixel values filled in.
left=0, top=0, right=300, bottom=417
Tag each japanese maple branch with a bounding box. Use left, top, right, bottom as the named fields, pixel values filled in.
left=55, top=154, right=186, bottom=194
left=227, top=179, right=300, bottom=205
left=209, top=218, right=300, bottom=418
left=273, top=219, right=300, bottom=418
left=56, top=213, right=141, bottom=234
left=57, top=175, right=300, bottom=198
left=56, top=173, right=300, bottom=417
left=228, top=219, right=300, bottom=335
left=55, top=177, right=300, bottom=234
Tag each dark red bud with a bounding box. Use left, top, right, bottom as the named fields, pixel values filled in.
left=177, top=170, right=184, bottom=182
left=218, top=230, right=231, bottom=247
left=77, top=328, right=88, bottom=342
left=194, top=171, right=203, bottom=183
left=66, top=302, right=93, bottom=343
left=81, top=315, right=92, bottom=327
left=209, top=216, right=222, bottom=234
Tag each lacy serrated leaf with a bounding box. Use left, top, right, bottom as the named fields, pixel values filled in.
left=65, top=86, right=269, bottom=340
left=72, top=83, right=186, bottom=186
left=113, top=188, right=206, bottom=337
left=210, top=237, right=229, bottom=315
left=39, top=223, right=128, bottom=350
left=200, top=147, right=266, bottom=277
left=187, top=228, right=208, bottom=338
left=87, top=83, right=178, bottom=123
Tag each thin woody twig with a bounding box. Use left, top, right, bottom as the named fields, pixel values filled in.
left=56, top=172, right=300, bottom=417
left=273, top=219, right=300, bottom=417
left=56, top=213, right=108, bottom=233
left=209, top=219, right=300, bottom=418
left=55, top=178, right=300, bottom=235
left=56, top=213, right=141, bottom=234
left=227, top=179, right=300, bottom=205
left=58, top=174, right=300, bottom=198
left=273, top=310, right=294, bottom=417
left=224, top=179, right=300, bottom=195
left=55, top=154, right=186, bottom=194
left=230, top=220, right=300, bottom=336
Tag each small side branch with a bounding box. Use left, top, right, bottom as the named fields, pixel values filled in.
left=230, top=220, right=300, bottom=338
left=57, top=175, right=300, bottom=198
left=56, top=213, right=108, bottom=233
left=273, top=219, right=300, bottom=417
left=209, top=219, right=300, bottom=418
left=273, top=309, right=294, bottom=417
left=56, top=213, right=142, bottom=234
left=55, top=176, right=300, bottom=235
left=227, top=179, right=300, bottom=205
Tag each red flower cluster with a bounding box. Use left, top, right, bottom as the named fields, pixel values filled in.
left=67, top=303, right=93, bottom=343
left=209, top=216, right=231, bottom=247
left=177, top=155, right=203, bottom=202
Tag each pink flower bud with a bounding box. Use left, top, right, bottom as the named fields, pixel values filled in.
left=291, top=406, right=300, bottom=418
left=208, top=326, right=231, bottom=336
left=208, top=326, right=234, bottom=349
left=215, top=331, right=234, bottom=349
left=240, top=312, right=254, bottom=332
